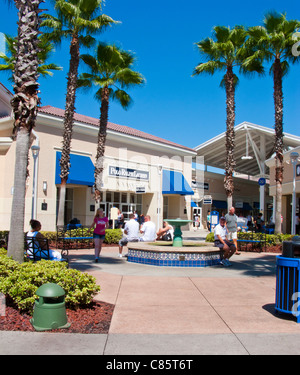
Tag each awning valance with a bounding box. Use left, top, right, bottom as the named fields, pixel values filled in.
left=212, top=200, right=227, bottom=209
left=55, top=151, right=94, bottom=186
left=162, top=170, right=194, bottom=196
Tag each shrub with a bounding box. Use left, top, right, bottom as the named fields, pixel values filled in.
left=0, top=250, right=100, bottom=313
left=205, top=232, right=214, bottom=243
left=206, top=231, right=297, bottom=247
left=104, top=229, right=123, bottom=244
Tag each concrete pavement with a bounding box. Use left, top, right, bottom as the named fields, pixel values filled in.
left=1, top=229, right=300, bottom=355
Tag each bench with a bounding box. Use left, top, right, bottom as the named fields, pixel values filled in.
left=25, top=236, right=68, bottom=263
left=237, top=230, right=267, bottom=252
left=56, top=225, right=94, bottom=252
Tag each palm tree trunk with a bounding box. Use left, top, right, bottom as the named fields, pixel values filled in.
left=224, top=65, right=236, bottom=211
left=273, top=58, right=284, bottom=234
left=8, top=129, right=31, bottom=262
left=94, top=86, right=109, bottom=201
left=57, top=33, right=80, bottom=226
left=7, top=0, right=42, bottom=262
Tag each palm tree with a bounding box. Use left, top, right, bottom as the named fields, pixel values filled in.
left=193, top=25, right=263, bottom=209
left=247, top=12, right=300, bottom=234
left=0, top=33, right=62, bottom=79
left=42, top=0, right=117, bottom=225
left=77, top=43, right=145, bottom=200
left=6, top=0, right=43, bottom=262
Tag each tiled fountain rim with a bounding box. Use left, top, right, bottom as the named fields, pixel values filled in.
left=127, top=242, right=222, bottom=267
left=128, top=241, right=219, bottom=253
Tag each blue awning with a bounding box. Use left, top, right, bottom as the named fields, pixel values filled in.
left=55, top=152, right=94, bottom=186
left=212, top=200, right=227, bottom=209
left=243, top=202, right=253, bottom=210
left=162, top=170, right=194, bottom=196
left=191, top=200, right=198, bottom=207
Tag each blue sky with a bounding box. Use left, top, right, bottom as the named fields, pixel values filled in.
left=0, top=0, right=299, bottom=149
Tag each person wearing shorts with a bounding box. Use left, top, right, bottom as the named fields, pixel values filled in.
left=118, top=213, right=139, bottom=257
left=225, top=207, right=240, bottom=255
left=214, top=217, right=236, bottom=266
left=89, top=208, right=108, bottom=262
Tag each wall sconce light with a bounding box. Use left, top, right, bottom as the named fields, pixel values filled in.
left=43, top=181, right=47, bottom=193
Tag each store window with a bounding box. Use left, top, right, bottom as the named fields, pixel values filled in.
left=103, top=191, right=143, bottom=221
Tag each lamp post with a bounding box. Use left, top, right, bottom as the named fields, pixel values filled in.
left=290, top=151, right=299, bottom=235
left=31, top=144, right=40, bottom=220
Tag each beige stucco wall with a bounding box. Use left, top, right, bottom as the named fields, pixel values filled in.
left=0, top=111, right=195, bottom=232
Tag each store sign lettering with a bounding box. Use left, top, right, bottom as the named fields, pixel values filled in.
left=109, top=166, right=149, bottom=181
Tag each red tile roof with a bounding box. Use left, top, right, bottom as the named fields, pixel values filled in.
left=38, top=105, right=195, bottom=153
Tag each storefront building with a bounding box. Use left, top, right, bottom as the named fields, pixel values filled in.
left=193, top=122, right=300, bottom=229
left=0, top=83, right=196, bottom=232
left=265, top=146, right=300, bottom=234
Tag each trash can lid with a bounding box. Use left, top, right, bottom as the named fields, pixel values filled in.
left=36, top=283, right=65, bottom=298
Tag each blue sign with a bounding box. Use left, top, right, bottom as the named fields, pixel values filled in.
left=258, top=178, right=266, bottom=186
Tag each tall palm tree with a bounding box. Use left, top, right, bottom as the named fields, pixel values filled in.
left=193, top=25, right=263, bottom=209
left=42, top=0, right=117, bottom=225
left=77, top=43, right=145, bottom=200
left=0, top=33, right=62, bottom=79
left=6, top=0, right=43, bottom=262
left=247, top=12, right=300, bottom=234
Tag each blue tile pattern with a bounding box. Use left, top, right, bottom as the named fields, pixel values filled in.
left=127, top=248, right=221, bottom=267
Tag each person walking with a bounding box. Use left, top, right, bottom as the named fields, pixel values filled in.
left=207, top=210, right=211, bottom=231
left=89, top=208, right=108, bottom=262
left=214, top=216, right=236, bottom=266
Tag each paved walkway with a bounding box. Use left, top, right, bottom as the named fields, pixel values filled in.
left=1, top=230, right=300, bottom=355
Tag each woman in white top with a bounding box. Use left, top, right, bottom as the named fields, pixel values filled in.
left=26, top=219, right=62, bottom=261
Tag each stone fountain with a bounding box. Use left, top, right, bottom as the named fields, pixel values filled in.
left=165, top=218, right=192, bottom=247
left=126, top=218, right=222, bottom=268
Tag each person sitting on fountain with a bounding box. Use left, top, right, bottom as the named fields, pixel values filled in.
left=156, top=221, right=174, bottom=241
left=214, top=217, right=236, bottom=267
left=139, top=215, right=156, bottom=242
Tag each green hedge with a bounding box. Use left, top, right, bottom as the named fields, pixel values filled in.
left=0, top=249, right=100, bottom=313
left=205, top=231, right=296, bottom=246
left=1, top=229, right=123, bottom=247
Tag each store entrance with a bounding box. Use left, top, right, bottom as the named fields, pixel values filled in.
left=121, top=204, right=137, bottom=221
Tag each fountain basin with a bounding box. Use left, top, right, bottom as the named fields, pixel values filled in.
left=127, top=242, right=222, bottom=268
left=165, top=218, right=193, bottom=247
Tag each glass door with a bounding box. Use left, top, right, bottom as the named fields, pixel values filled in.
left=121, top=204, right=136, bottom=221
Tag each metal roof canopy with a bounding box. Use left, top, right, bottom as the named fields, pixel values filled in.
left=194, top=122, right=300, bottom=177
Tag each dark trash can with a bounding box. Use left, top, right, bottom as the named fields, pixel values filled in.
left=282, top=236, right=300, bottom=258
left=275, top=256, right=300, bottom=323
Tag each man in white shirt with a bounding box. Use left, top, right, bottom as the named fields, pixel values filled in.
left=118, top=213, right=139, bottom=257
left=140, top=215, right=156, bottom=242
left=214, top=217, right=236, bottom=266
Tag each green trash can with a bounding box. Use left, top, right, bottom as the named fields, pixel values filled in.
left=30, top=283, right=70, bottom=331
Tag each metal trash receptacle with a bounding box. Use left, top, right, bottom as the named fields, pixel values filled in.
left=275, top=256, right=300, bottom=323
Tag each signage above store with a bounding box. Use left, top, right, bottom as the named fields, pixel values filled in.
left=109, top=166, right=149, bottom=181
left=192, top=181, right=209, bottom=190
left=136, top=186, right=146, bottom=193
